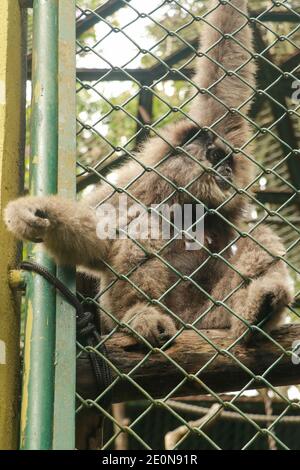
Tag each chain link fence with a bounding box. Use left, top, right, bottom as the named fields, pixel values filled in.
left=73, top=0, right=300, bottom=450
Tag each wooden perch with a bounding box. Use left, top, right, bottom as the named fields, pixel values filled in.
left=77, top=324, right=300, bottom=403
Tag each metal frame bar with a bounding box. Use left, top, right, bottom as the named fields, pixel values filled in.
left=20, top=0, right=58, bottom=450
left=53, top=0, right=77, bottom=450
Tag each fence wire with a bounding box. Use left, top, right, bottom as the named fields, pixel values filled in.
left=74, top=0, right=300, bottom=450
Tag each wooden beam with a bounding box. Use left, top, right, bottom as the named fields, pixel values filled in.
left=76, top=0, right=132, bottom=37
left=253, top=25, right=300, bottom=192
left=23, top=3, right=300, bottom=20
left=77, top=324, right=300, bottom=403
left=35, top=67, right=193, bottom=83
left=76, top=7, right=300, bottom=38
left=19, top=0, right=33, bottom=7
left=136, top=80, right=153, bottom=145
left=76, top=68, right=157, bottom=83
left=149, top=40, right=198, bottom=77
left=255, top=189, right=299, bottom=205
left=251, top=9, right=300, bottom=23
left=73, top=49, right=298, bottom=84
left=281, top=51, right=300, bottom=74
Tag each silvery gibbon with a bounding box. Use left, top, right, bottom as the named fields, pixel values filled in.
left=5, top=0, right=293, bottom=347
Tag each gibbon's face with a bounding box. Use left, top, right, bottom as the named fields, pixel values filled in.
left=179, top=125, right=252, bottom=210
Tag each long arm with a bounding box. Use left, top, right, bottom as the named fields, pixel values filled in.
left=190, top=0, right=255, bottom=147
left=4, top=195, right=109, bottom=269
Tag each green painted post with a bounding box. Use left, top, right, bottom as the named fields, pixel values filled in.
left=53, top=0, right=76, bottom=450
left=20, top=0, right=58, bottom=450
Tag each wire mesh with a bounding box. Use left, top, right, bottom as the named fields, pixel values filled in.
left=74, top=0, right=300, bottom=450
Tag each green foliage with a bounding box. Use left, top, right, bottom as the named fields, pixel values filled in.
left=76, top=0, right=300, bottom=167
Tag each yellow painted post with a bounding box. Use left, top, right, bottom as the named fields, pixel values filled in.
left=0, top=1, right=25, bottom=450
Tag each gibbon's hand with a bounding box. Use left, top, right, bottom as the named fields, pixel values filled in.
left=4, top=197, right=51, bottom=243
left=122, top=305, right=177, bottom=347
left=4, top=195, right=109, bottom=268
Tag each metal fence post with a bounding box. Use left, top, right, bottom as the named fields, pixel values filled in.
left=53, top=0, right=77, bottom=450
left=0, top=0, right=25, bottom=450
left=20, top=0, right=58, bottom=450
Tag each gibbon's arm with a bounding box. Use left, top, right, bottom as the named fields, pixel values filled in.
left=190, top=0, right=255, bottom=147
left=4, top=195, right=110, bottom=269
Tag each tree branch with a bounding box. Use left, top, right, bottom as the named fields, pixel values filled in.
left=77, top=324, right=300, bottom=403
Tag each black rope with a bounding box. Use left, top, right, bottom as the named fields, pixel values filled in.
left=20, top=260, right=112, bottom=405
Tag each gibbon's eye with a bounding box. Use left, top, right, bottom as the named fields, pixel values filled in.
left=206, top=147, right=227, bottom=166
left=181, top=126, right=203, bottom=146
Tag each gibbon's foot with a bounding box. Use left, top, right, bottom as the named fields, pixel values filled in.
left=231, top=276, right=292, bottom=343
left=4, top=197, right=51, bottom=243
left=122, top=306, right=177, bottom=347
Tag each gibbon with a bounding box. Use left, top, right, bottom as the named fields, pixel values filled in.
left=4, top=0, right=293, bottom=346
